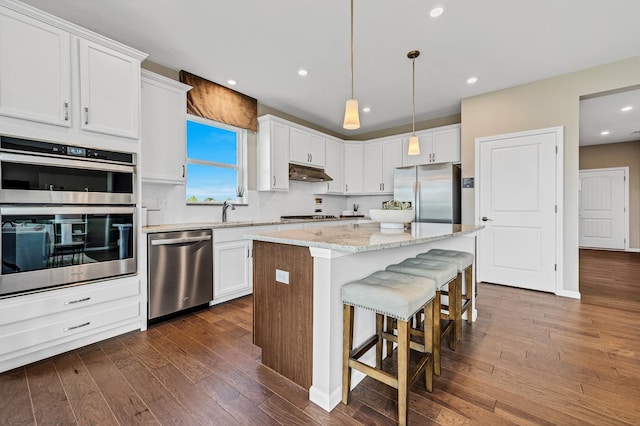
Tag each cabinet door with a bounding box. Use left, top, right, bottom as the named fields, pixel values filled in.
left=324, top=139, right=344, bottom=194
left=141, top=76, right=188, bottom=183
left=382, top=139, right=403, bottom=192
left=214, top=240, right=250, bottom=300
left=271, top=122, right=290, bottom=190
left=79, top=39, right=140, bottom=139
left=289, top=127, right=309, bottom=165
left=343, top=144, right=363, bottom=194
left=432, top=127, right=460, bottom=163
left=363, top=143, right=383, bottom=193
left=309, top=133, right=325, bottom=167
left=0, top=8, right=71, bottom=127
left=403, top=133, right=432, bottom=166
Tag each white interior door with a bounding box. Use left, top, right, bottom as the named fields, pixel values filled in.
left=579, top=168, right=627, bottom=249
left=477, top=128, right=558, bottom=293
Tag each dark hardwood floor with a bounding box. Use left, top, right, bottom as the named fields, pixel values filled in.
left=1, top=249, right=639, bottom=425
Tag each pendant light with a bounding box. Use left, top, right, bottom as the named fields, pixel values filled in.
left=407, top=50, right=420, bottom=155
left=343, top=0, right=360, bottom=130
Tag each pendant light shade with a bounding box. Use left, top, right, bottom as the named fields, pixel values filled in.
left=408, top=135, right=420, bottom=155
left=343, top=98, right=360, bottom=129
left=407, top=50, right=420, bottom=156
left=343, top=0, right=360, bottom=130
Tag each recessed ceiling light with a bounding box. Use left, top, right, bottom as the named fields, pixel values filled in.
left=621, top=106, right=633, bottom=112
left=362, top=107, right=371, bottom=113
left=466, top=76, right=478, bottom=85
left=429, top=4, right=446, bottom=18
left=227, top=79, right=237, bottom=86
left=601, top=130, right=610, bottom=136
left=298, top=69, right=308, bottom=77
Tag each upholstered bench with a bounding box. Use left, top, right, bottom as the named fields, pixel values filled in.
left=417, top=249, right=474, bottom=341
left=386, top=257, right=458, bottom=375
left=341, top=270, right=436, bottom=426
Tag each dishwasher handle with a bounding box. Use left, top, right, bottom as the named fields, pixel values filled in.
left=150, top=235, right=212, bottom=246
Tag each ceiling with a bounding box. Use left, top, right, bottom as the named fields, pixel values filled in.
left=580, top=88, right=640, bottom=146
left=19, top=0, right=640, bottom=138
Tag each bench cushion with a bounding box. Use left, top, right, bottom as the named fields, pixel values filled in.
left=386, top=257, right=457, bottom=289
left=341, top=270, right=436, bottom=321
left=417, top=249, right=473, bottom=271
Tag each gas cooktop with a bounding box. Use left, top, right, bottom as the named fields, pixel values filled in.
left=280, top=215, right=337, bottom=220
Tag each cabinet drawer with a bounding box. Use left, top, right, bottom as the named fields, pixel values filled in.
left=0, top=301, right=139, bottom=357
left=0, top=277, right=139, bottom=326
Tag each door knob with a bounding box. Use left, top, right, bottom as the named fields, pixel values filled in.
left=481, top=216, right=492, bottom=222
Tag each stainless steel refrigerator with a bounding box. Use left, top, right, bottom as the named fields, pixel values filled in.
left=393, top=162, right=461, bottom=223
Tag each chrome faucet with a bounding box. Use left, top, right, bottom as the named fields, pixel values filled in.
left=222, top=200, right=235, bottom=222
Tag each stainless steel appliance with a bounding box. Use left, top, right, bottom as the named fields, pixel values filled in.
left=1, top=136, right=135, bottom=205
left=393, top=162, right=461, bottom=223
left=148, top=230, right=213, bottom=321
left=0, top=136, right=137, bottom=297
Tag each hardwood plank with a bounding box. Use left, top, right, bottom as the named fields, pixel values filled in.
left=258, top=394, right=322, bottom=425
left=152, top=363, right=239, bottom=425
left=0, top=368, right=35, bottom=426
left=26, top=360, right=76, bottom=426
left=303, top=402, right=365, bottom=425
left=77, top=344, right=158, bottom=425
left=53, top=351, right=118, bottom=425
left=197, top=371, right=280, bottom=426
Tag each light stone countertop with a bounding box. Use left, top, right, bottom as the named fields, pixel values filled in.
left=244, top=222, right=483, bottom=252
left=142, top=217, right=361, bottom=233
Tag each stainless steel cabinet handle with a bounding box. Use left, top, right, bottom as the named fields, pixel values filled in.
left=273, top=176, right=276, bottom=187
left=151, top=235, right=212, bottom=246
left=345, top=184, right=348, bottom=192
left=481, top=216, right=493, bottom=222
left=84, top=106, right=89, bottom=125
left=64, top=297, right=91, bottom=305
left=382, top=183, right=385, bottom=191
left=63, top=101, right=69, bottom=121
left=182, top=165, right=185, bottom=178
left=310, top=153, right=312, bottom=163
left=433, top=152, right=436, bottom=162
left=64, top=321, right=90, bottom=332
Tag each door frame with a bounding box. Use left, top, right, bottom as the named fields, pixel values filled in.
left=579, top=166, right=630, bottom=251
left=474, top=126, right=564, bottom=295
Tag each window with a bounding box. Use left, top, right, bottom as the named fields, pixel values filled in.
left=185, top=114, right=247, bottom=204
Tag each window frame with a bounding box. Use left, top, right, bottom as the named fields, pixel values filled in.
left=185, top=113, right=248, bottom=205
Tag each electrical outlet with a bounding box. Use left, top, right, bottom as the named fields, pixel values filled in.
left=275, top=269, right=289, bottom=284
left=157, top=198, right=169, bottom=209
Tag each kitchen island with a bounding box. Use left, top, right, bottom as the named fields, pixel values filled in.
left=245, top=222, right=483, bottom=412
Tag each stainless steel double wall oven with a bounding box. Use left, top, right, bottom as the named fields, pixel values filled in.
left=0, top=136, right=137, bottom=297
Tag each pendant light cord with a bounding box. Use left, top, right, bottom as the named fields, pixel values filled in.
left=412, top=56, right=416, bottom=135
left=350, top=0, right=354, bottom=99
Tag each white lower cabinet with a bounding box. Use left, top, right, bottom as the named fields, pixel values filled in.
left=212, top=226, right=275, bottom=305
left=0, top=276, right=141, bottom=373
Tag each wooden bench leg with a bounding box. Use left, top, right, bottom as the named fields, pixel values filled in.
left=465, top=266, right=473, bottom=324
left=424, top=300, right=434, bottom=392
left=386, top=316, right=394, bottom=357
left=397, top=319, right=410, bottom=426
left=454, top=273, right=463, bottom=341
left=376, top=313, right=384, bottom=368
left=433, top=290, right=442, bottom=376
left=342, top=304, right=354, bottom=405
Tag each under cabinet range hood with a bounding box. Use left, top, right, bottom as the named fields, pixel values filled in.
left=288, top=163, right=333, bottom=182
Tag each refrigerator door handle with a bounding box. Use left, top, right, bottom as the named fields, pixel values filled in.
left=415, top=181, right=421, bottom=221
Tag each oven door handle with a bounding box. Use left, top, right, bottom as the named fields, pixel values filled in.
left=0, top=152, right=134, bottom=173
left=0, top=206, right=136, bottom=215
left=151, top=235, right=212, bottom=246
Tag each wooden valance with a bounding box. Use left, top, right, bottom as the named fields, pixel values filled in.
left=179, top=70, right=258, bottom=132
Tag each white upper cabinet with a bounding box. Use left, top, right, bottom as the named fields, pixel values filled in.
left=289, top=127, right=325, bottom=168
left=258, top=116, right=289, bottom=191
left=140, top=70, right=191, bottom=184
left=324, top=138, right=344, bottom=194
left=78, top=39, right=141, bottom=139
left=0, top=7, right=71, bottom=127
left=403, top=124, right=461, bottom=166
left=344, top=143, right=363, bottom=194
left=364, top=138, right=402, bottom=194
left=0, top=1, right=147, bottom=151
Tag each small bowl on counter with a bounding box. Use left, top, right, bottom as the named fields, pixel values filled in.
left=369, top=209, right=414, bottom=229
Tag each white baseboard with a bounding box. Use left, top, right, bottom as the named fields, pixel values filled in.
left=556, top=289, right=581, bottom=299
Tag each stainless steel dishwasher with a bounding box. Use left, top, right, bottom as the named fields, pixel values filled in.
left=148, top=229, right=213, bottom=321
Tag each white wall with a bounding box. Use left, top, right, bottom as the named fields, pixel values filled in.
left=142, top=181, right=352, bottom=225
